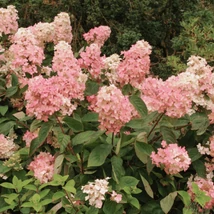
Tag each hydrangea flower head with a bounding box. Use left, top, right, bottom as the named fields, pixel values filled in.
left=83, top=26, right=111, bottom=47
left=9, top=28, right=44, bottom=76
left=88, top=84, right=135, bottom=133
left=0, top=5, right=18, bottom=37
left=28, top=152, right=55, bottom=183
left=78, top=43, right=105, bottom=79
left=150, top=141, right=191, bottom=175
left=53, top=12, right=72, bottom=44
left=117, top=40, right=151, bottom=88
left=0, top=134, right=18, bottom=159
left=81, top=177, right=110, bottom=208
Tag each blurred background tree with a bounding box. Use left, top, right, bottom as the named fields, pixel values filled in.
left=0, top=0, right=213, bottom=79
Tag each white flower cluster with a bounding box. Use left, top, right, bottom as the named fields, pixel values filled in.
left=82, top=177, right=110, bottom=208
left=81, top=177, right=122, bottom=208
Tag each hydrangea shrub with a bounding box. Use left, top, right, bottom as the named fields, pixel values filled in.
left=0, top=5, right=214, bottom=214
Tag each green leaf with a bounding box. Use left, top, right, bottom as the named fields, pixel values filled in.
left=11, top=73, right=19, bottom=86
left=136, top=132, right=147, bottom=143
left=119, top=176, right=139, bottom=189
left=183, top=207, right=194, bottom=214
left=160, top=126, right=177, bottom=143
left=82, top=112, right=98, bottom=122
left=29, top=121, right=53, bottom=156
left=88, top=144, right=112, bottom=167
left=0, top=106, right=8, bottom=116
left=141, top=201, right=164, bottom=214
left=39, top=189, right=50, bottom=199
left=72, top=130, right=105, bottom=146
left=24, top=184, right=37, bottom=191
left=140, top=174, right=154, bottom=198
left=54, top=154, right=64, bottom=174
left=57, top=133, right=70, bottom=153
left=33, top=204, right=42, bottom=212
left=5, top=86, right=18, bottom=97
left=187, top=148, right=202, bottom=162
left=103, top=200, right=123, bottom=214
left=52, top=191, right=66, bottom=201
left=41, top=199, right=53, bottom=206
left=111, top=156, right=125, bottom=183
left=134, top=141, right=153, bottom=164
left=129, top=95, right=148, bottom=117
left=190, top=113, right=209, bottom=135
left=84, top=80, right=99, bottom=96
left=30, top=119, right=42, bottom=132
left=192, top=160, right=206, bottom=178
left=31, top=193, right=41, bottom=203
left=127, top=195, right=140, bottom=209
left=86, top=206, right=99, bottom=214
left=0, top=121, right=16, bottom=135
left=63, top=116, right=83, bottom=132
left=177, top=191, right=191, bottom=206
left=126, top=119, right=144, bottom=129
left=12, top=176, right=23, bottom=193
left=63, top=180, right=76, bottom=194
left=160, top=192, right=177, bottom=214
left=0, top=182, right=15, bottom=189
left=38, top=121, right=53, bottom=143
left=192, top=183, right=211, bottom=207
left=22, top=202, right=33, bottom=208
left=29, top=138, right=40, bottom=157
left=0, top=160, right=10, bottom=174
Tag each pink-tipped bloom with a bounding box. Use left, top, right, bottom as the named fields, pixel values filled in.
left=0, top=5, right=18, bottom=37
left=83, top=26, right=111, bottom=47
left=88, top=85, right=135, bottom=133
left=150, top=141, right=191, bottom=175
left=28, top=152, right=55, bottom=183
left=117, top=40, right=151, bottom=88
left=28, top=22, right=54, bottom=47
left=9, top=28, right=45, bottom=76
left=110, top=191, right=122, bottom=203
left=53, top=12, right=72, bottom=44
left=141, top=71, right=200, bottom=118
left=78, top=43, right=105, bottom=79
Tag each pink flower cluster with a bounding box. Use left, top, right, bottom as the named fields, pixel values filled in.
left=78, top=43, right=105, bottom=79
left=187, top=176, right=214, bottom=210
left=53, top=12, right=72, bottom=44
left=25, top=75, right=64, bottom=121
left=81, top=177, right=122, bottom=208
left=88, top=85, right=135, bottom=133
left=28, top=22, right=55, bottom=47
left=25, top=41, right=87, bottom=121
left=9, top=28, right=45, bottom=76
left=140, top=56, right=214, bottom=118
left=0, top=5, right=18, bottom=37
left=23, top=130, right=38, bottom=147
left=83, top=26, right=111, bottom=47
left=117, top=40, right=151, bottom=88
left=141, top=71, right=200, bottom=118
left=0, top=134, right=18, bottom=159
left=150, top=141, right=191, bottom=175
left=28, top=152, right=55, bottom=183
